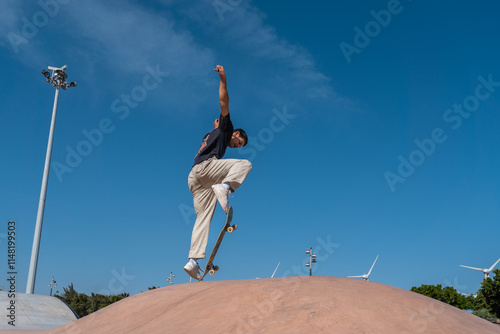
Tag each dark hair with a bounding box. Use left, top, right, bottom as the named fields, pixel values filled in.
left=235, top=128, right=248, bottom=146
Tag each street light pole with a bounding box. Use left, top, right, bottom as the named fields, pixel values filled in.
left=305, top=247, right=317, bottom=276
left=26, top=65, right=76, bottom=294
left=48, top=277, right=57, bottom=296
left=166, top=272, right=175, bottom=286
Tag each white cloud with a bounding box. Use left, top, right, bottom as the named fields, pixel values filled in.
left=0, top=1, right=215, bottom=77
left=64, top=1, right=215, bottom=77
left=175, top=0, right=337, bottom=100
left=0, top=0, right=21, bottom=35
left=0, top=1, right=27, bottom=48
left=0, top=0, right=351, bottom=114
left=0, top=1, right=219, bottom=114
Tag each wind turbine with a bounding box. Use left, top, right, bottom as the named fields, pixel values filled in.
left=458, top=291, right=477, bottom=298
left=348, top=255, right=379, bottom=281
left=460, top=258, right=500, bottom=279
left=256, top=262, right=280, bottom=279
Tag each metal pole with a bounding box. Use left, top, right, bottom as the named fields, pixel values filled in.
left=309, top=248, right=312, bottom=276
left=26, top=87, right=60, bottom=294
left=305, top=247, right=316, bottom=277
left=49, top=277, right=57, bottom=296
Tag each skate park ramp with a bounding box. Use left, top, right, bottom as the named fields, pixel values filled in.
left=0, top=291, right=78, bottom=331
left=2, top=276, right=499, bottom=334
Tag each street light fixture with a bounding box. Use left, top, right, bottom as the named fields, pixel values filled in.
left=41, top=65, right=76, bottom=90
left=305, top=247, right=317, bottom=276
left=26, top=65, right=76, bottom=294
left=48, top=277, right=57, bottom=296
left=166, top=272, right=175, bottom=286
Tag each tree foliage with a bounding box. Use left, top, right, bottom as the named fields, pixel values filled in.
left=411, top=269, right=500, bottom=319
left=55, top=283, right=129, bottom=318
left=477, top=268, right=500, bottom=318
left=410, top=284, right=471, bottom=310
left=473, top=308, right=496, bottom=319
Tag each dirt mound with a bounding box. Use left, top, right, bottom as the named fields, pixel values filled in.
left=5, top=276, right=500, bottom=333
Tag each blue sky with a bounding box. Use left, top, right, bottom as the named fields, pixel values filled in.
left=1, top=0, right=499, bottom=297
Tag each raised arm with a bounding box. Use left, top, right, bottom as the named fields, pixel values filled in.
left=214, top=65, right=229, bottom=117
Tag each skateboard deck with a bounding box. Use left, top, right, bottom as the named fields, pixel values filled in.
left=199, top=206, right=235, bottom=281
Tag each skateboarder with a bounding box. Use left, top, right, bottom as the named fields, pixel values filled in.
left=184, top=65, right=252, bottom=280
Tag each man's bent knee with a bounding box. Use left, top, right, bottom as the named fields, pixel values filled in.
left=241, top=160, right=252, bottom=170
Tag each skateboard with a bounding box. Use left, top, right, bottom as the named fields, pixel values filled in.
left=199, top=206, right=236, bottom=281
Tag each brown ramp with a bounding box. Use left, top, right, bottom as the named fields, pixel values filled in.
left=5, top=276, right=500, bottom=334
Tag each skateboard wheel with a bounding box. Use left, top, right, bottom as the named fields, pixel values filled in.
left=214, top=266, right=219, bottom=271
left=209, top=269, right=215, bottom=275
left=232, top=224, right=237, bottom=230
left=227, top=226, right=234, bottom=233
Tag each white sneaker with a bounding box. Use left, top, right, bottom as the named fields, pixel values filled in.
left=184, top=260, right=202, bottom=280
left=212, top=184, right=230, bottom=214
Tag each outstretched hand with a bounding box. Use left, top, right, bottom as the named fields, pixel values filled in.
left=214, top=65, right=226, bottom=80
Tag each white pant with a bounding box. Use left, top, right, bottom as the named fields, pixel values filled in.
left=188, top=157, right=252, bottom=259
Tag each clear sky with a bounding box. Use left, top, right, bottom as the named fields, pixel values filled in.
left=1, top=0, right=499, bottom=296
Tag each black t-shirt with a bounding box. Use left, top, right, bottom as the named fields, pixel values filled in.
left=193, top=114, right=234, bottom=166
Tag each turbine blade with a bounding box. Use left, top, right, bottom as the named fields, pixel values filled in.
left=368, top=255, right=379, bottom=275
left=271, top=262, right=280, bottom=278
left=347, top=275, right=363, bottom=278
left=460, top=265, right=484, bottom=272
left=488, top=258, right=500, bottom=272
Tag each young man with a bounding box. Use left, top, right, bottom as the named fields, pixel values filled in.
left=184, top=65, right=252, bottom=280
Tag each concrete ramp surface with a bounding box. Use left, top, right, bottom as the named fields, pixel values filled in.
left=0, top=291, right=78, bottom=331
left=2, top=277, right=499, bottom=333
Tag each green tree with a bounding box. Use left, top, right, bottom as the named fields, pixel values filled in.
left=55, top=283, right=129, bottom=317
left=477, top=268, right=500, bottom=318
left=410, top=284, right=471, bottom=310
left=473, top=308, right=495, bottom=319
left=469, top=290, right=488, bottom=312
